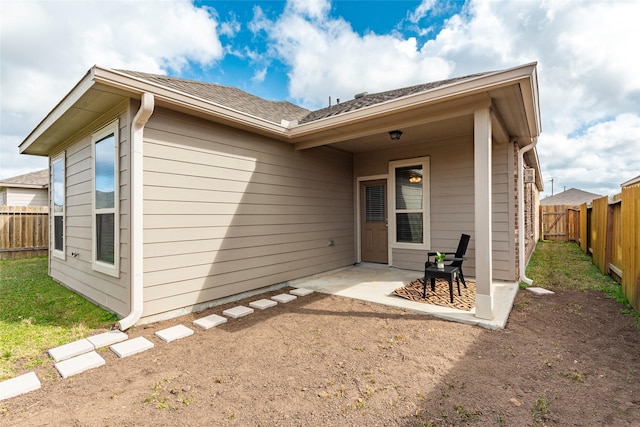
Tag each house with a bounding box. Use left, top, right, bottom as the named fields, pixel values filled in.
left=19, top=63, right=543, bottom=329
left=540, top=188, right=601, bottom=206
left=0, top=169, right=48, bottom=206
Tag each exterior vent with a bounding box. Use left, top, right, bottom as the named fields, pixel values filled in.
left=524, top=168, right=535, bottom=184
left=354, top=92, right=368, bottom=99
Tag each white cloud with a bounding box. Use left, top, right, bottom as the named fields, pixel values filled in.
left=252, top=2, right=453, bottom=109
left=0, top=0, right=223, bottom=179
left=538, top=114, right=640, bottom=196
left=408, top=0, right=437, bottom=24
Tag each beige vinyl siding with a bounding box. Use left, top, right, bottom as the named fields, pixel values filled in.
left=140, top=108, right=354, bottom=318
left=354, top=134, right=516, bottom=281
left=49, top=111, right=131, bottom=316
left=4, top=187, right=48, bottom=206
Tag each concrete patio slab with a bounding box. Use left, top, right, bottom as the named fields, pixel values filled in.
left=271, top=293, right=297, bottom=303
left=249, top=298, right=278, bottom=310
left=0, top=372, right=41, bottom=401
left=290, top=288, right=314, bottom=296
left=526, top=287, right=555, bottom=295
left=223, top=305, right=254, bottom=319
left=54, top=351, right=105, bottom=378
left=193, top=313, right=228, bottom=330
left=110, top=337, right=154, bottom=358
left=155, top=324, right=194, bottom=343
left=86, top=330, right=128, bottom=349
left=48, top=339, right=94, bottom=362
left=287, top=263, right=518, bottom=330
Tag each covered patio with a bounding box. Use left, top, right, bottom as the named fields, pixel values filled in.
left=288, top=262, right=519, bottom=329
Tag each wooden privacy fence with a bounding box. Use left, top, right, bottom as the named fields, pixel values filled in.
left=540, top=185, right=640, bottom=312
left=0, top=206, right=49, bottom=260
left=540, top=205, right=580, bottom=242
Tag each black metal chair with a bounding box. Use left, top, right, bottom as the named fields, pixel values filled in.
left=427, top=234, right=471, bottom=288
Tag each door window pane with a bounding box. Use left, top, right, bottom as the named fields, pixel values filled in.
left=365, top=185, right=385, bottom=221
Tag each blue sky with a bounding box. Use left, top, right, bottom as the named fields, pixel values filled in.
left=1, top=0, right=639, bottom=198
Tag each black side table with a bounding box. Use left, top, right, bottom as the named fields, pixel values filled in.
left=423, top=264, right=461, bottom=303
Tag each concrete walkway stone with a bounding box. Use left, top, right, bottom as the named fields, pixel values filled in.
left=271, top=293, right=297, bottom=303
left=223, top=305, right=254, bottom=319
left=526, top=287, right=555, bottom=295
left=0, top=372, right=41, bottom=401
left=155, top=325, right=194, bottom=343
left=290, top=288, right=314, bottom=296
left=193, top=314, right=228, bottom=330
left=86, top=330, right=128, bottom=349
left=48, top=339, right=94, bottom=362
left=54, top=351, right=105, bottom=378
left=249, top=299, right=277, bottom=310
left=110, top=337, right=154, bottom=358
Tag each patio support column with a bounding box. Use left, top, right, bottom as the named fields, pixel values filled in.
left=474, top=106, right=493, bottom=319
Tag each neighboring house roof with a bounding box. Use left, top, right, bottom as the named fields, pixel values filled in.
left=540, top=188, right=601, bottom=206
left=116, top=70, right=310, bottom=124
left=621, top=174, right=640, bottom=187
left=0, top=169, right=48, bottom=189
left=299, top=72, right=489, bottom=124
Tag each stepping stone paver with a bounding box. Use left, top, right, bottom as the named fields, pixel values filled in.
left=54, top=351, right=105, bottom=379
left=249, top=298, right=278, bottom=310
left=48, top=338, right=94, bottom=362
left=155, top=324, right=194, bottom=343
left=271, top=293, right=297, bottom=303
left=86, top=330, right=128, bottom=349
left=193, top=314, right=228, bottom=330
left=291, top=288, right=314, bottom=296
left=223, top=305, right=254, bottom=319
left=110, top=336, right=154, bottom=358
left=0, top=372, right=41, bottom=401
left=526, top=287, right=555, bottom=295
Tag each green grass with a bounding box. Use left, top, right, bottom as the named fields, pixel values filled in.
left=524, top=241, right=640, bottom=323
left=0, top=256, right=117, bottom=380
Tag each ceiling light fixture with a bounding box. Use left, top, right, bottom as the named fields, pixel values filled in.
left=388, top=130, right=403, bottom=141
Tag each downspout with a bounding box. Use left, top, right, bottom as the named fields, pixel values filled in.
left=117, top=93, right=154, bottom=330
left=516, top=137, right=537, bottom=286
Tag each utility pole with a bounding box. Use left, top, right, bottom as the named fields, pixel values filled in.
left=549, top=177, right=555, bottom=196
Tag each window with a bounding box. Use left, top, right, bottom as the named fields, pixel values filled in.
left=389, top=157, right=430, bottom=248
left=92, top=120, right=119, bottom=276
left=52, top=154, right=65, bottom=258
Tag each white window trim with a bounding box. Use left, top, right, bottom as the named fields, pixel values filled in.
left=91, top=120, right=120, bottom=277
left=51, top=152, right=65, bottom=260
left=388, top=157, right=431, bottom=251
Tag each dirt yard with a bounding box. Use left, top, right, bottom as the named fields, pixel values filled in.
left=2, top=285, right=639, bottom=426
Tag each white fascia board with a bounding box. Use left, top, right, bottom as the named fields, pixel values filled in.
left=0, top=183, right=47, bottom=189
left=290, top=62, right=539, bottom=138
left=94, top=67, right=289, bottom=137
left=19, top=68, right=97, bottom=155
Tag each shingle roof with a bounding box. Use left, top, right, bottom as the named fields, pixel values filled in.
left=540, top=188, right=602, bottom=206
left=0, top=169, right=48, bottom=188
left=117, top=70, right=492, bottom=126
left=117, top=70, right=311, bottom=124
left=298, top=72, right=489, bottom=124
